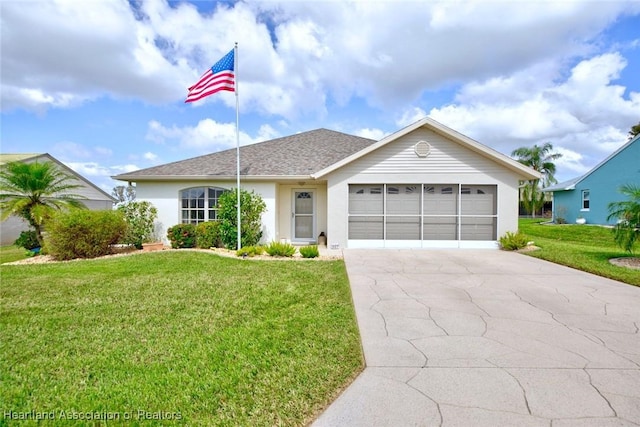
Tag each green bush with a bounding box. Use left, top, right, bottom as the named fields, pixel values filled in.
left=265, top=241, right=296, bottom=257
left=218, top=189, right=267, bottom=250
left=299, top=245, right=320, bottom=258
left=117, top=201, right=158, bottom=249
left=46, top=210, right=127, bottom=260
left=499, top=231, right=529, bottom=251
left=15, top=230, right=40, bottom=250
left=196, top=221, right=222, bottom=248
left=235, top=245, right=265, bottom=257
left=167, top=223, right=197, bottom=248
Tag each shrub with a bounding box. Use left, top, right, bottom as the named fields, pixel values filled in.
left=607, top=184, right=640, bottom=253
left=117, top=201, right=158, bottom=249
left=235, top=245, right=265, bottom=257
left=167, top=223, right=196, bottom=248
left=218, top=189, right=267, bottom=249
left=265, top=241, right=296, bottom=257
left=46, top=210, right=127, bottom=260
left=499, top=231, right=529, bottom=251
left=299, top=245, right=320, bottom=258
left=15, top=230, right=40, bottom=250
left=196, top=221, right=222, bottom=248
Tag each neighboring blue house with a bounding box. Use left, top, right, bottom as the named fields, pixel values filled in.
left=543, top=135, right=640, bottom=225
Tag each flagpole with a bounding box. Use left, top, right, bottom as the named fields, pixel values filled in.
left=234, top=42, right=241, bottom=250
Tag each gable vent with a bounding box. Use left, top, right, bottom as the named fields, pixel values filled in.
left=414, top=140, right=431, bottom=158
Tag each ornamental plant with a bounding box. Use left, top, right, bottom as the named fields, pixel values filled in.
left=196, top=221, right=222, bottom=248
left=218, top=189, right=266, bottom=250
left=299, top=245, right=320, bottom=258
left=118, top=201, right=158, bottom=249
left=607, top=184, right=640, bottom=253
left=14, top=230, right=40, bottom=250
left=236, top=245, right=265, bottom=257
left=265, top=241, right=296, bottom=257
left=0, top=161, right=86, bottom=247
left=167, top=223, right=196, bottom=248
left=45, top=210, right=127, bottom=260
left=498, top=231, right=529, bottom=251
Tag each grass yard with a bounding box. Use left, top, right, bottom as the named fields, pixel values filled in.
left=519, top=218, right=640, bottom=286
left=0, top=251, right=363, bottom=426
left=0, top=245, right=28, bottom=264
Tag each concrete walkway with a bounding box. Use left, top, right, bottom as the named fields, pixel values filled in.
left=313, top=249, right=640, bottom=427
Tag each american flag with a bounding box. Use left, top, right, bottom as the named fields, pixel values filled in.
left=185, top=49, right=235, bottom=103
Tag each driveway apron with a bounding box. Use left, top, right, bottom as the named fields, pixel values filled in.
left=313, top=249, right=640, bottom=427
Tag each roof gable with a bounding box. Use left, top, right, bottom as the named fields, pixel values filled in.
left=114, top=129, right=375, bottom=180
left=543, top=134, right=639, bottom=192
left=312, top=117, right=541, bottom=180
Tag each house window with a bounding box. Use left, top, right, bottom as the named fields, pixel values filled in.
left=581, top=190, right=590, bottom=210
left=180, top=187, right=227, bottom=224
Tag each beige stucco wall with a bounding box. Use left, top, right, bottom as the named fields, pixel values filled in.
left=135, top=180, right=277, bottom=244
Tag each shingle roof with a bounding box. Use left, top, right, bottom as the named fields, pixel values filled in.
left=115, top=128, right=375, bottom=180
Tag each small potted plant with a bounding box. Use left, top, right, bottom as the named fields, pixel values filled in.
left=576, top=215, right=586, bottom=225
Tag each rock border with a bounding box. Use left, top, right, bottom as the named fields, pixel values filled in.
left=608, top=257, right=640, bottom=270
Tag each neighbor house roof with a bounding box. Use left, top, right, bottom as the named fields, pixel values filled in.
left=0, top=153, right=115, bottom=201
left=0, top=153, right=43, bottom=164
left=313, top=117, right=542, bottom=180
left=114, top=128, right=376, bottom=181
left=542, top=134, right=639, bottom=192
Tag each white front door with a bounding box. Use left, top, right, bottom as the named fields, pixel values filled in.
left=292, top=190, right=315, bottom=242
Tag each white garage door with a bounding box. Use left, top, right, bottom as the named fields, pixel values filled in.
left=348, top=184, right=497, bottom=248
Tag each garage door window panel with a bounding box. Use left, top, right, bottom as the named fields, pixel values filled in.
left=349, top=216, right=383, bottom=239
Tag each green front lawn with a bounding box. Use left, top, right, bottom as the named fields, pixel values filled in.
left=519, top=219, right=640, bottom=286
left=0, top=245, right=29, bottom=264
left=0, top=251, right=363, bottom=426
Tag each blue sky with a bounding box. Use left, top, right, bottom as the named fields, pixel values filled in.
left=1, top=0, right=639, bottom=193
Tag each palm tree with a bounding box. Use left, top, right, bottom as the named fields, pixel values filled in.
left=511, top=142, right=562, bottom=217
left=607, top=184, right=640, bottom=253
left=0, top=161, right=86, bottom=246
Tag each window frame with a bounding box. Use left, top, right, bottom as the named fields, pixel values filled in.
left=179, top=186, right=227, bottom=225
left=581, top=189, right=590, bottom=211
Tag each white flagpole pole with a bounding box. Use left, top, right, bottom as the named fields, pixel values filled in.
left=235, top=42, right=241, bottom=250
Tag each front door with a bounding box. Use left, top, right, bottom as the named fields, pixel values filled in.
left=292, top=190, right=315, bottom=242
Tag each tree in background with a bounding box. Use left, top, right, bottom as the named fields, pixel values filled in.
left=112, top=185, right=136, bottom=204
left=628, top=121, right=640, bottom=141
left=511, top=142, right=562, bottom=217
left=0, top=161, right=86, bottom=246
left=607, top=184, right=640, bottom=253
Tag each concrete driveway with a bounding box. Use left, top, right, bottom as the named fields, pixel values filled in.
left=313, top=249, right=640, bottom=427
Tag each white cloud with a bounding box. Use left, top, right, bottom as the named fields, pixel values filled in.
left=354, top=128, right=387, bottom=141
left=428, top=53, right=640, bottom=181
left=3, top=0, right=638, bottom=119
left=397, top=107, right=428, bottom=128
left=65, top=161, right=112, bottom=178
left=143, top=152, right=158, bottom=161
left=145, top=118, right=277, bottom=154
